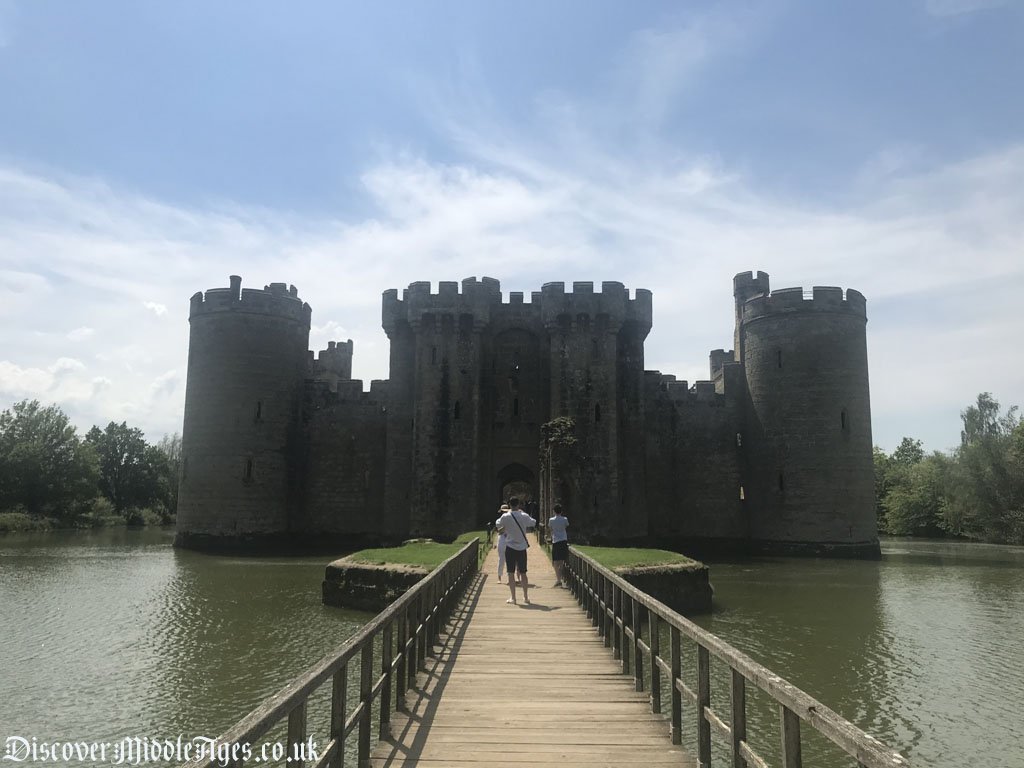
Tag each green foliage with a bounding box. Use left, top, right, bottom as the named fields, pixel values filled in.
left=0, top=511, right=55, bottom=532
left=892, top=437, right=925, bottom=467
left=154, top=433, right=182, bottom=520
left=941, top=394, right=1024, bottom=543
left=882, top=453, right=947, bottom=536
left=85, top=421, right=166, bottom=518
left=0, top=400, right=99, bottom=519
left=875, top=393, right=1024, bottom=544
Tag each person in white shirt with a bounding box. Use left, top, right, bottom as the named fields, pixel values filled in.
left=495, top=504, right=510, bottom=582
left=548, top=503, right=569, bottom=587
left=496, top=496, right=536, bottom=605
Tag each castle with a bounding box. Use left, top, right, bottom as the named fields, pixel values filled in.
left=174, top=272, right=879, bottom=558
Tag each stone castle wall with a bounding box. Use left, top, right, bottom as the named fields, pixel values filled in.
left=175, top=272, right=880, bottom=558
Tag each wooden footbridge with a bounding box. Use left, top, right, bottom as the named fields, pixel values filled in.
left=181, top=537, right=910, bottom=768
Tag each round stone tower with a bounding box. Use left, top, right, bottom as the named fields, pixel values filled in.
left=174, top=275, right=311, bottom=550
left=735, top=273, right=879, bottom=557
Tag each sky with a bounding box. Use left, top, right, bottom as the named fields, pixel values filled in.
left=0, top=0, right=1022, bottom=454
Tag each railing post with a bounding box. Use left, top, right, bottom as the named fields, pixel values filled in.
left=632, top=595, right=643, bottom=691
left=670, top=625, right=681, bottom=745
left=731, top=669, right=747, bottom=768
left=396, top=611, right=408, bottom=709
left=287, top=701, right=307, bottom=768
left=618, top=593, right=626, bottom=675
left=780, top=705, right=802, bottom=768
left=649, top=610, right=661, bottom=714
left=409, top=597, right=420, bottom=678
left=612, top=586, right=621, bottom=659
left=604, top=575, right=613, bottom=647
left=329, top=663, right=346, bottom=765
left=418, top=592, right=428, bottom=670
left=380, top=622, right=393, bottom=739
left=358, top=642, right=373, bottom=767
left=697, top=644, right=711, bottom=767
left=329, top=665, right=347, bottom=768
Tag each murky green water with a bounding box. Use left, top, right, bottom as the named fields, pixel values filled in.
left=691, top=539, right=1024, bottom=768
left=1, top=533, right=1021, bottom=767
left=0, top=529, right=369, bottom=762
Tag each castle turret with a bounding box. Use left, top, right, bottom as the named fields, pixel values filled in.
left=382, top=278, right=499, bottom=537
left=736, top=275, right=878, bottom=557
left=538, top=281, right=652, bottom=541
left=175, top=276, right=311, bottom=549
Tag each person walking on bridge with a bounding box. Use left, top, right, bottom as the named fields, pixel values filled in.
left=548, top=503, right=569, bottom=587
left=495, top=503, right=510, bottom=582
left=497, top=497, right=536, bottom=605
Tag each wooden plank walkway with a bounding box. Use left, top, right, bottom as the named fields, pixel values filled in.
left=371, top=536, right=694, bottom=768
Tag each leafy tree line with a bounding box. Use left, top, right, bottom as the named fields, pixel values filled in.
left=875, top=393, right=1024, bottom=544
left=0, top=399, right=181, bottom=528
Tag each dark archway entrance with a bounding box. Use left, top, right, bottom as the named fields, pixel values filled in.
left=486, top=463, right=536, bottom=524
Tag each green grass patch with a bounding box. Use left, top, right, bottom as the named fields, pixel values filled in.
left=349, top=531, right=489, bottom=572
left=574, top=545, right=697, bottom=571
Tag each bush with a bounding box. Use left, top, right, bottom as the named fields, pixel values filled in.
left=0, top=511, right=54, bottom=532
left=78, top=497, right=123, bottom=528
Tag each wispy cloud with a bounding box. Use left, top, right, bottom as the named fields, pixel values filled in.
left=0, top=8, right=1021, bottom=452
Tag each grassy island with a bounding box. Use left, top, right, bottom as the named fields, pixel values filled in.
left=573, top=545, right=699, bottom=571
left=347, top=530, right=487, bottom=572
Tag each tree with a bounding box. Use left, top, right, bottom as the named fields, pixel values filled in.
left=941, top=393, right=1024, bottom=543
left=891, top=437, right=925, bottom=467
left=0, top=400, right=99, bottom=518
left=155, top=433, right=182, bottom=519
left=883, top=453, right=947, bottom=536
left=872, top=446, right=893, bottom=530
left=85, top=421, right=164, bottom=518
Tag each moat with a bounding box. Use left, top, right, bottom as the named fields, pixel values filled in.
left=1, top=531, right=1022, bottom=767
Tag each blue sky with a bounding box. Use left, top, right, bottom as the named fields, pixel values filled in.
left=1, top=0, right=1022, bottom=453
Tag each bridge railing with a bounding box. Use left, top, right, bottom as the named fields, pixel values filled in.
left=180, top=538, right=480, bottom=768
left=565, top=548, right=910, bottom=768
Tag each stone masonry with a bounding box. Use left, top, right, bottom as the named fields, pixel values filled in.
left=174, top=272, right=880, bottom=558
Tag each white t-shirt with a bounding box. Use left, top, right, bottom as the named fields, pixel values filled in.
left=498, top=510, right=536, bottom=551
left=548, top=514, right=569, bottom=543
left=495, top=516, right=507, bottom=545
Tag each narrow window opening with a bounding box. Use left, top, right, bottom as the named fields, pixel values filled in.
left=255, top=400, right=262, bottom=421
left=454, top=401, right=461, bottom=420
left=841, top=409, right=848, bottom=431
left=513, top=398, right=519, bottom=417
left=739, top=485, right=745, bottom=500
left=778, top=472, right=785, bottom=492
left=594, top=404, right=602, bottom=422
left=736, top=432, right=742, bottom=447
left=244, top=459, right=254, bottom=482
left=431, top=346, right=437, bottom=364
left=777, top=350, right=783, bottom=369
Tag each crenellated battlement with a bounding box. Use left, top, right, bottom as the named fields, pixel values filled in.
left=190, top=275, right=311, bottom=325
left=538, top=281, right=652, bottom=331
left=741, top=285, right=866, bottom=323
left=382, top=277, right=503, bottom=334
left=310, top=339, right=354, bottom=381
left=306, top=377, right=389, bottom=407
left=382, top=277, right=652, bottom=334
left=644, top=371, right=727, bottom=405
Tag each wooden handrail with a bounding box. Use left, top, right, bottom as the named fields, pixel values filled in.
left=179, top=538, right=480, bottom=768
left=566, top=547, right=910, bottom=768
